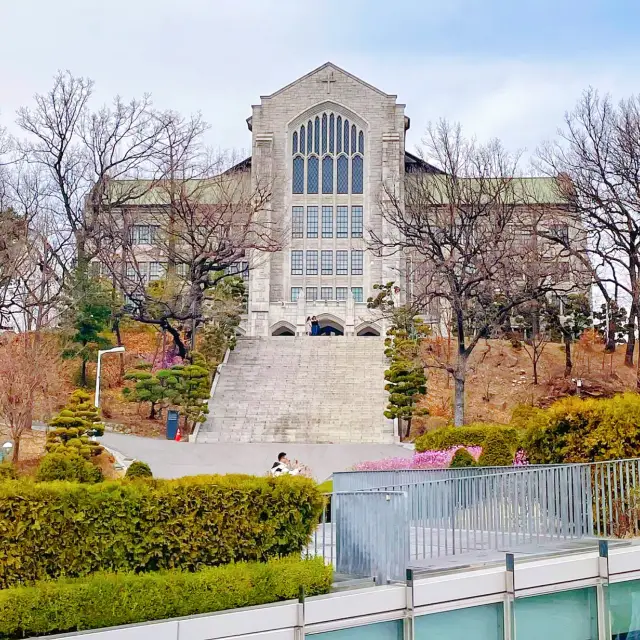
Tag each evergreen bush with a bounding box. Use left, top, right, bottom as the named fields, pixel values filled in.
left=0, top=557, right=331, bottom=639
left=36, top=453, right=103, bottom=484
left=0, top=463, right=16, bottom=480
left=0, top=474, right=323, bottom=588
left=449, top=448, right=476, bottom=468
left=477, top=432, right=513, bottom=467
left=125, top=460, right=153, bottom=479
left=415, top=423, right=519, bottom=452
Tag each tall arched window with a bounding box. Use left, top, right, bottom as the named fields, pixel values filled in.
left=293, top=156, right=304, bottom=194
left=291, top=111, right=364, bottom=195
left=307, top=155, right=319, bottom=194
left=352, top=155, right=363, bottom=194
left=337, top=155, right=349, bottom=194
left=322, top=156, right=333, bottom=194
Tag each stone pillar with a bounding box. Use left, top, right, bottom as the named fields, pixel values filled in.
left=296, top=293, right=306, bottom=335
left=345, top=293, right=355, bottom=336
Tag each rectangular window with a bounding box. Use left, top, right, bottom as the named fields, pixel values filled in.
left=351, top=250, right=363, bottom=275
left=176, top=263, right=189, bottom=278
left=291, top=287, right=303, bottom=302
left=291, top=250, right=303, bottom=275
left=321, top=250, right=333, bottom=275
left=336, top=287, right=348, bottom=301
left=336, top=250, right=349, bottom=275
left=292, top=206, right=304, bottom=238
left=322, top=206, right=333, bottom=238
left=125, top=262, right=136, bottom=280
left=148, top=262, right=166, bottom=281
left=307, top=206, right=318, bottom=238
left=321, top=287, right=333, bottom=300
left=130, top=224, right=158, bottom=245
left=351, top=287, right=364, bottom=303
left=306, top=287, right=318, bottom=301
left=306, top=250, right=318, bottom=275
left=337, top=206, right=348, bottom=238
left=351, top=206, right=363, bottom=237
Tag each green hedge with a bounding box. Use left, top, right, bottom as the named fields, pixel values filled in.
left=0, top=474, right=324, bottom=588
left=125, top=460, right=153, bottom=479
left=36, top=453, right=103, bottom=484
left=0, top=557, right=331, bottom=639
left=415, top=422, right=519, bottom=453
left=449, top=448, right=475, bottom=468
left=477, top=432, right=513, bottom=466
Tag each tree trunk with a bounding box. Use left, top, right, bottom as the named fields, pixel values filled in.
left=162, top=320, right=187, bottom=359
left=453, top=375, right=465, bottom=426
left=11, top=437, right=20, bottom=463
left=625, top=305, right=637, bottom=366
left=149, top=402, right=156, bottom=420
left=81, top=357, right=88, bottom=387
left=532, top=354, right=539, bottom=385
left=113, top=317, right=125, bottom=380
left=564, top=335, right=573, bottom=378
left=404, top=416, right=412, bottom=440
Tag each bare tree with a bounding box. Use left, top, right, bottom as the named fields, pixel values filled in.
left=539, top=89, right=640, bottom=366
left=373, top=120, right=572, bottom=425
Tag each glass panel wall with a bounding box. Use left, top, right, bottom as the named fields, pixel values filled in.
left=308, top=620, right=402, bottom=640
left=610, top=579, right=640, bottom=639
left=415, top=602, right=503, bottom=640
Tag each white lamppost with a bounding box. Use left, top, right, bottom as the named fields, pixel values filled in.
left=95, top=346, right=125, bottom=408
left=0, top=441, right=13, bottom=463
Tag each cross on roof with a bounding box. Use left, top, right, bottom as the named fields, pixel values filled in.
left=318, top=70, right=336, bottom=94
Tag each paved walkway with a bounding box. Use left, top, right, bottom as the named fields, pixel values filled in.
left=99, top=432, right=412, bottom=481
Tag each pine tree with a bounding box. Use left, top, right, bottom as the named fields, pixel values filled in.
left=46, top=389, right=104, bottom=458
left=593, top=301, right=628, bottom=352
left=123, top=366, right=172, bottom=419
left=166, top=353, right=210, bottom=434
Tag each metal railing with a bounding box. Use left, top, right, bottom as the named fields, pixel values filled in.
left=308, top=459, right=640, bottom=583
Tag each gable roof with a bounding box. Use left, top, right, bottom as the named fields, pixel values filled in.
left=262, top=62, right=395, bottom=100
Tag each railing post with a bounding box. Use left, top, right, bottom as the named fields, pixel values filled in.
left=597, top=541, right=610, bottom=640
left=504, top=553, right=516, bottom=640
left=404, top=569, right=415, bottom=640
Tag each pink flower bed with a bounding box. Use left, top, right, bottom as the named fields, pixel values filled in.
left=353, top=446, right=483, bottom=471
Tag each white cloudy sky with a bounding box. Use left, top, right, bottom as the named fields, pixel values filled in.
left=1, top=0, right=639, bottom=165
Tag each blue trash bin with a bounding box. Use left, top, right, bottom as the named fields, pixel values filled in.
left=166, top=410, right=179, bottom=440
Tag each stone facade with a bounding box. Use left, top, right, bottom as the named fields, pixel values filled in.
left=245, top=62, right=406, bottom=337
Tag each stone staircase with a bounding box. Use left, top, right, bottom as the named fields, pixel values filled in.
left=197, top=336, right=395, bottom=444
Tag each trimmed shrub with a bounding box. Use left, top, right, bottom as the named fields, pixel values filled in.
left=0, top=474, right=323, bottom=588
left=450, top=448, right=476, bottom=468
left=477, top=432, right=513, bottom=467
left=0, top=463, right=16, bottom=480
left=415, top=423, right=519, bottom=452
left=125, top=460, right=153, bottom=479
left=36, top=453, right=103, bottom=484
left=522, top=393, right=640, bottom=464
left=0, top=557, right=331, bottom=639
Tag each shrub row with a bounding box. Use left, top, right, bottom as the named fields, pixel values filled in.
left=415, top=422, right=519, bottom=453
left=0, top=474, right=324, bottom=588
left=0, top=557, right=331, bottom=639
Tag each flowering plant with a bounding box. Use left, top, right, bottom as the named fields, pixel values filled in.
left=353, top=446, right=482, bottom=471
left=513, top=449, right=529, bottom=466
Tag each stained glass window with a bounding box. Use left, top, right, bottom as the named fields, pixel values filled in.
left=307, top=206, right=318, bottom=238
left=336, top=250, right=349, bottom=274
left=337, top=206, right=349, bottom=238
left=337, top=116, right=342, bottom=153
left=322, top=156, right=333, bottom=194
left=344, top=119, right=350, bottom=154
left=351, top=206, right=363, bottom=237
left=292, top=206, right=304, bottom=238
left=329, top=114, right=335, bottom=153
left=321, top=250, right=333, bottom=275
left=306, top=250, right=318, bottom=275
left=308, top=120, right=313, bottom=153
left=307, top=156, right=319, bottom=194
left=359, top=130, right=364, bottom=154
left=337, top=155, right=349, bottom=194
left=322, top=114, right=327, bottom=154
left=292, top=131, right=298, bottom=155
left=351, top=125, right=357, bottom=156
left=300, top=125, right=305, bottom=155
left=293, top=156, right=304, bottom=194
left=314, top=117, right=320, bottom=154
left=291, top=250, right=303, bottom=275
left=351, top=250, right=363, bottom=275
left=322, top=206, right=333, bottom=237
left=352, top=155, right=363, bottom=194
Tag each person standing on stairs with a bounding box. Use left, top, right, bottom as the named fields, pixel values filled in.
left=311, top=316, right=319, bottom=336
left=306, top=316, right=312, bottom=335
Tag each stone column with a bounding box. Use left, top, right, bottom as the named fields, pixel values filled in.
left=345, top=293, right=355, bottom=336
left=296, top=293, right=307, bottom=335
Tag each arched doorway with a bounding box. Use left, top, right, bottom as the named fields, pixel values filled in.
left=316, top=314, right=344, bottom=336
left=271, top=321, right=296, bottom=336
left=356, top=323, right=382, bottom=337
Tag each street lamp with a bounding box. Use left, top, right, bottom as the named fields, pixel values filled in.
left=0, top=441, right=13, bottom=464
left=95, top=346, right=125, bottom=408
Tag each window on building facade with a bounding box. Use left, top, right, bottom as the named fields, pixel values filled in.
left=291, top=287, right=302, bottom=302
left=336, top=287, right=348, bottom=301
left=130, top=224, right=158, bottom=245
left=306, top=287, right=318, bottom=301
left=176, top=263, right=189, bottom=278
left=292, top=206, right=304, bottom=238
left=148, top=262, right=166, bottom=282
left=337, top=206, right=349, bottom=238
left=306, top=250, right=318, bottom=275
left=336, top=250, right=349, bottom=275
left=351, top=287, right=364, bottom=303
left=307, top=206, right=318, bottom=238
left=351, top=250, right=363, bottom=275
left=322, top=206, right=333, bottom=237
left=321, top=250, right=333, bottom=275
left=291, top=250, right=303, bottom=275
left=351, top=206, right=363, bottom=237
left=321, top=287, right=333, bottom=300
left=291, top=112, right=364, bottom=195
